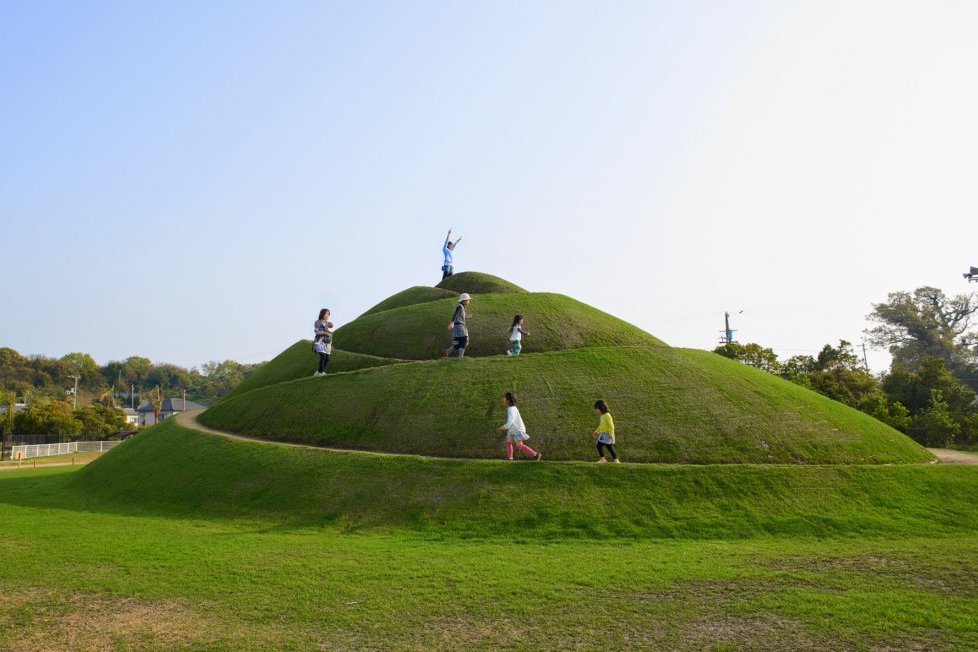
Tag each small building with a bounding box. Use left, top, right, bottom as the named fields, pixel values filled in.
left=122, top=408, right=139, bottom=427
left=0, top=402, right=27, bottom=416
left=136, top=397, right=207, bottom=427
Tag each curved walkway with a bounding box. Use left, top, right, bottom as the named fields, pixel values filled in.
left=177, top=409, right=978, bottom=465
left=173, top=410, right=463, bottom=459
left=928, top=448, right=978, bottom=464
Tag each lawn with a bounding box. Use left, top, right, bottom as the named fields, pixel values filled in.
left=0, top=423, right=975, bottom=649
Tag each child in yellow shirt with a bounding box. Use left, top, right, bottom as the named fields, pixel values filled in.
left=592, top=399, right=619, bottom=463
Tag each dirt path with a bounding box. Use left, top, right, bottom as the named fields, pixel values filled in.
left=928, top=448, right=978, bottom=464
left=0, top=460, right=92, bottom=473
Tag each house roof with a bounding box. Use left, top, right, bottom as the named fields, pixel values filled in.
left=136, top=398, right=207, bottom=413
left=162, top=397, right=207, bottom=412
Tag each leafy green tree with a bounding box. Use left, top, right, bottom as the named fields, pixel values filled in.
left=13, top=401, right=82, bottom=437
left=0, top=388, right=15, bottom=457
left=780, top=354, right=816, bottom=379
left=910, top=389, right=961, bottom=448
left=75, top=404, right=129, bottom=437
left=713, top=342, right=781, bottom=373
left=881, top=357, right=976, bottom=416
left=856, top=388, right=911, bottom=432
left=122, top=356, right=154, bottom=385
left=866, top=287, right=978, bottom=385
left=61, top=352, right=99, bottom=377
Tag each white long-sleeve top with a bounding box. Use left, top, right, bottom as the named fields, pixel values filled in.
left=502, top=405, right=526, bottom=436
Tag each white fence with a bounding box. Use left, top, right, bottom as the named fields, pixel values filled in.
left=11, top=441, right=121, bottom=460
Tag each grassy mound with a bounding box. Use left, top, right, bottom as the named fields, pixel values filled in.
left=64, top=419, right=970, bottom=538
left=334, top=293, right=665, bottom=360
left=435, top=271, right=526, bottom=294
left=201, top=346, right=932, bottom=464
left=226, top=341, right=399, bottom=400
left=359, top=286, right=457, bottom=317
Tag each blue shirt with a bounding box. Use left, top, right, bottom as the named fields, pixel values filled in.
left=443, top=240, right=453, bottom=266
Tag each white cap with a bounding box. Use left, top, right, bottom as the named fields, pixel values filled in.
left=459, top=293, right=471, bottom=301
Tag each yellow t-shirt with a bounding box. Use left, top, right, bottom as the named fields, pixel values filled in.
left=596, top=412, right=615, bottom=443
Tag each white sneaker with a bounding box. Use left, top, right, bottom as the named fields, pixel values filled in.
left=313, top=371, right=322, bottom=377
left=506, top=351, right=513, bottom=356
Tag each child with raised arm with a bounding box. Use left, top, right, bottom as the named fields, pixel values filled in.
left=441, top=229, right=462, bottom=281
left=498, top=392, right=542, bottom=461
left=592, top=399, right=619, bottom=463
left=507, top=315, right=529, bottom=356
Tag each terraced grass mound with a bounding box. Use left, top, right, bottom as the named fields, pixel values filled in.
left=226, top=341, right=399, bottom=400
left=201, top=346, right=932, bottom=464
left=436, top=271, right=526, bottom=294
left=359, top=286, right=457, bottom=317
left=65, top=419, right=969, bottom=537
left=335, top=293, right=665, bottom=360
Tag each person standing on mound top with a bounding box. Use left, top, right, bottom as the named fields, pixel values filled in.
left=312, top=308, right=333, bottom=377
left=441, top=229, right=462, bottom=281
left=498, top=392, right=541, bottom=461
left=445, top=293, right=471, bottom=357
left=592, top=399, right=620, bottom=463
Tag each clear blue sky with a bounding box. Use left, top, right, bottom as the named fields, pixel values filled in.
left=3, top=2, right=977, bottom=371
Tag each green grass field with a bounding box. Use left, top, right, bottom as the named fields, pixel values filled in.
left=0, top=422, right=975, bottom=650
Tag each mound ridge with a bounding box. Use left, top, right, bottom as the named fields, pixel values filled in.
left=359, top=286, right=457, bottom=317
left=209, top=271, right=932, bottom=464
left=435, top=271, right=526, bottom=294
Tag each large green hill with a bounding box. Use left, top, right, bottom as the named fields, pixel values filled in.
left=209, top=272, right=931, bottom=464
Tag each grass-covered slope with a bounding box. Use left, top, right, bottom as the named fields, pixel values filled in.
left=226, top=341, right=399, bottom=400
left=63, top=420, right=968, bottom=537
left=335, top=293, right=665, bottom=360
left=436, top=271, right=526, bottom=294
left=359, top=286, right=457, bottom=317
left=201, top=346, right=932, bottom=464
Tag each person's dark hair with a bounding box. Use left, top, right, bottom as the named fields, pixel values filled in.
left=505, top=392, right=517, bottom=406
left=318, top=308, right=330, bottom=320
left=594, top=399, right=609, bottom=413
left=510, top=314, right=523, bottom=328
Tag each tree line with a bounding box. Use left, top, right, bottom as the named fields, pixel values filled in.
left=0, top=348, right=263, bottom=439
left=715, top=287, right=978, bottom=449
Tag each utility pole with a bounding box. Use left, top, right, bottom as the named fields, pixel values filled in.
left=131, top=384, right=135, bottom=410
left=861, top=342, right=870, bottom=372
left=67, top=375, right=80, bottom=409
left=719, top=311, right=742, bottom=344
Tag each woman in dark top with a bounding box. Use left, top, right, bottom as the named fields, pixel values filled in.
left=444, top=293, right=470, bottom=357
left=313, top=308, right=333, bottom=376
